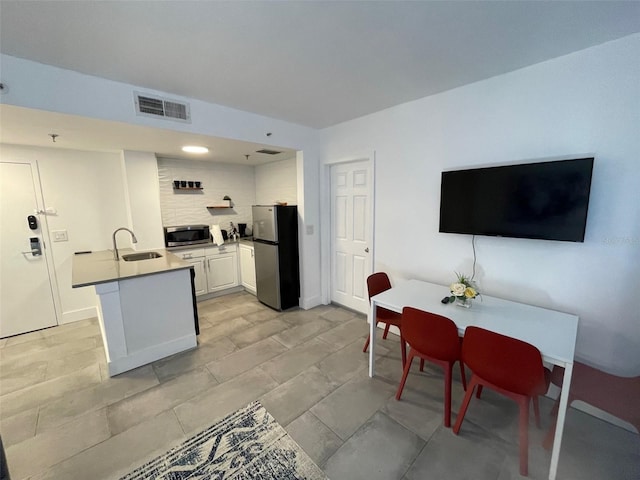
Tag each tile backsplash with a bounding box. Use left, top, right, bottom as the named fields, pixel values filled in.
left=157, top=156, right=298, bottom=234
left=157, top=157, right=256, bottom=232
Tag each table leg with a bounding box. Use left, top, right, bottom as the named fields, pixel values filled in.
left=549, top=361, right=573, bottom=480
left=368, top=301, right=376, bottom=377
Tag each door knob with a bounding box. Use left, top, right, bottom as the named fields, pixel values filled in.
left=364, top=247, right=369, bottom=253
left=23, top=237, right=42, bottom=256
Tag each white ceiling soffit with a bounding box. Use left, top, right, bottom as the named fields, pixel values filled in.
left=1, top=1, right=639, bottom=129
left=0, top=105, right=295, bottom=165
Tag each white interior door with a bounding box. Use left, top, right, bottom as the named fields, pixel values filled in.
left=1, top=161, right=58, bottom=338
left=330, top=160, right=373, bottom=313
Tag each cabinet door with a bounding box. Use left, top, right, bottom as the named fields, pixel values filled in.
left=206, top=252, right=239, bottom=293
left=187, top=258, right=207, bottom=296
left=239, top=245, right=256, bottom=293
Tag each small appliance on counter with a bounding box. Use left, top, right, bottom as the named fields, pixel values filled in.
left=164, top=225, right=210, bottom=247
left=252, top=205, right=299, bottom=310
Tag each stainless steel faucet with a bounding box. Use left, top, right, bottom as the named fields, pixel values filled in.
left=112, top=227, right=138, bottom=260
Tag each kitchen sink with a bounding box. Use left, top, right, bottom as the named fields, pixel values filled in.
left=121, top=252, right=163, bottom=262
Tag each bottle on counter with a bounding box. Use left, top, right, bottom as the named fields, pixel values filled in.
left=229, top=222, right=238, bottom=241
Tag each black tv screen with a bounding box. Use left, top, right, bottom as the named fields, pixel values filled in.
left=439, top=157, right=594, bottom=242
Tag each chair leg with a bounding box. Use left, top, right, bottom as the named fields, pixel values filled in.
left=533, top=396, right=541, bottom=429
left=362, top=335, right=370, bottom=353
left=543, top=393, right=575, bottom=450
left=382, top=323, right=391, bottom=339
left=476, top=384, right=484, bottom=399
left=518, top=397, right=530, bottom=476
left=400, top=333, right=407, bottom=368
left=362, top=321, right=379, bottom=353
left=419, top=358, right=425, bottom=371
left=395, top=351, right=415, bottom=401
left=444, top=363, right=453, bottom=428
left=453, top=376, right=479, bottom=434
left=459, top=361, right=467, bottom=391
left=543, top=418, right=556, bottom=451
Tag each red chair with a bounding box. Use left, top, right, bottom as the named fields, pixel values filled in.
left=452, top=326, right=550, bottom=477
left=395, top=307, right=467, bottom=427
left=543, top=362, right=640, bottom=450
left=362, top=272, right=406, bottom=367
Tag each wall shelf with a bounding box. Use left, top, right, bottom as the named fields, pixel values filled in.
left=207, top=206, right=233, bottom=209
left=173, top=187, right=203, bottom=191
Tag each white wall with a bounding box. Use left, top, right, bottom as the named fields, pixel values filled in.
left=121, top=150, right=165, bottom=250
left=157, top=157, right=256, bottom=232
left=320, top=34, right=640, bottom=375
left=255, top=157, right=298, bottom=205
left=0, top=144, right=130, bottom=323
left=1, top=53, right=323, bottom=310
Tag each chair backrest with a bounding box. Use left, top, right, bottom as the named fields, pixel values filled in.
left=401, top=307, right=461, bottom=362
left=367, top=272, right=392, bottom=302
left=462, top=326, right=546, bottom=396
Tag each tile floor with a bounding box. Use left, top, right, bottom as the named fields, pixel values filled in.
left=0, top=292, right=638, bottom=479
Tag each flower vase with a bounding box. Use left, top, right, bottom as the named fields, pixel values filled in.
left=456, top=297, right=471, bottom=308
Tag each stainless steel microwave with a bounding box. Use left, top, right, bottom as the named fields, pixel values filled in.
left=164, top=225, right=210, bottom=247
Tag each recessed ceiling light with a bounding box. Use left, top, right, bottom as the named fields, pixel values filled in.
left=182, top=145, right=209, bottom=154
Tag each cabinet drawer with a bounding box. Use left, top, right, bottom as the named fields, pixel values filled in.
left=177, top=248, right=205, bottom=260
left=205, top=244, right=237, bottom=256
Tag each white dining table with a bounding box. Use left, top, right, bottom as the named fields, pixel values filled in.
left=368, top=279, right=579, bottom=480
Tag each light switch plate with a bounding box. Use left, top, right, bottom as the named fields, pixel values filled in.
left=306, top=225, right=314, bottom=235
left=52, top=230, right=68, bottom=242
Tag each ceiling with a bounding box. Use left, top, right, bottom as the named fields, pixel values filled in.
left=0, top=105, right=296, bottom=165
left=1, top=1, right=639, bottom=161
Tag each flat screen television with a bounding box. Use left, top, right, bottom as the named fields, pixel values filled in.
left=439, top=157, right=594, bottom=242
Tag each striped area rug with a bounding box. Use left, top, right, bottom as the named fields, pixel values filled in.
left=120, top=401, right=328, bottom=480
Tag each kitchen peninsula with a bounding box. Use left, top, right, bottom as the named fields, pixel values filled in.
left=72, top=249, right=197, bottom=376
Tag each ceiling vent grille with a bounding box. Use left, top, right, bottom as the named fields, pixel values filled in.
left=256, top=149, right=282, bottom=155
left=134, top=92, right=191, bottom=123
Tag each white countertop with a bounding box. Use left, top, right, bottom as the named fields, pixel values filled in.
left=72, top=248, right=192, bottom=288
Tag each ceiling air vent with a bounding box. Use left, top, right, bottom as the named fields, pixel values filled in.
left=134, top=92, right=191, bottom=123
left=256, top=149, right=282, bottom=155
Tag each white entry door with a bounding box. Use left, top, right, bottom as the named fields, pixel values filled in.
left=330, top=160, right=373, bottom=313
left=0, top=161, right=58, bottom=338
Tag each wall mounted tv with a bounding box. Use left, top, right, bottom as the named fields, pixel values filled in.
left=439, top=157, right=594, bottom=242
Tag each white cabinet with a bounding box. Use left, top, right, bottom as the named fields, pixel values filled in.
left=187, top=258, right=207, bottom=296
left=176, top=247, right=206, bottom=296
left=204, top=244, right=239, bottom=293
left=239, top=243, right=256, bottom=294
left=174, top=245, right=240, bottom=297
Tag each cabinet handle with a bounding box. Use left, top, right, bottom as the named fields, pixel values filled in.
left=183, top=253, right=192, bottom=259
left=365, top=247, right=369, bottom=253
left=207, top=258, right=211, bottom=270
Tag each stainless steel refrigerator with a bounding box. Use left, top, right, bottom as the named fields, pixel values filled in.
left=252, top=205, right=300, bottom=311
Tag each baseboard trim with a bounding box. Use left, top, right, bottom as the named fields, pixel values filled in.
left=61, top=306, right=98, bottom=324
left=300, top=294, right=322, bottom=310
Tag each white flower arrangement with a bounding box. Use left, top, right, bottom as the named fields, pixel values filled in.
left=449, top=272, right=479, bottom=306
